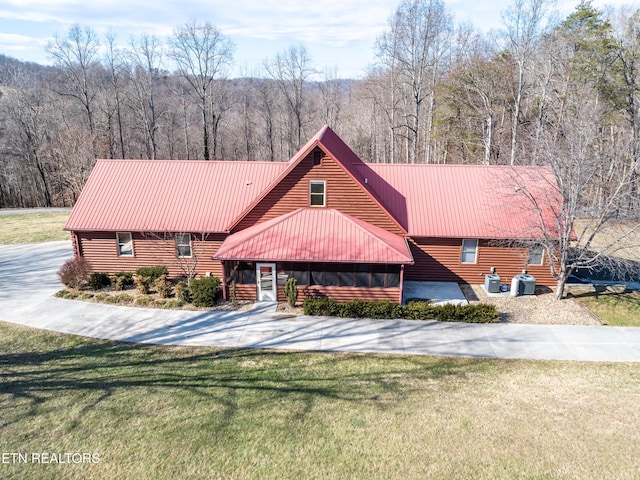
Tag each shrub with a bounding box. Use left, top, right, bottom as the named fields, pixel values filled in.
left=301, top=297, right=500, bottom=323
left=154, top=274, right=172, bottom=298
left=93, top=292, right=109, bottom=302
left=57, top=257, right=90, bottom=289
left=453, top=303, right=499, bottom=323
left=89, top=272, right=111, bottom=291
left=164, top=299, right=185, bottom=309
left=175, top=281, right=192, bottom=303
left=111, top=293, right=134, bottom=305
left=55, top=289, right=79, bottom=300
left=134, top=274, right=153, bottom=294
left=135, top=266, right=168, bottom=281
left=284, top=277, right=298, bottom=307
left=189, top=276, right=221, bottom=307
left=303, top=297, right=342, bottom=316
left=113, top=271, right=134, bottom=291
left=134, top=296, right=151, bottom=307
left=403, top=301, right=438, bottom=320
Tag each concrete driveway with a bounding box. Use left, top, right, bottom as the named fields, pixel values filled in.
left=2, top=241, right=640, bottom=362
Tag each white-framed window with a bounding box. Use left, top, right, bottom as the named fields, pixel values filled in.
left=176, top=233, right=192, bottom=258
left=528, top=245, right=544, bottom=265
left=309, top=180, right=326, bottom=207
left=116, top=232, right=134, bottom=257
left=461, top=239, right=478, bottom=264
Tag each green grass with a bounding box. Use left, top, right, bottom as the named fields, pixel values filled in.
left=1, top=322, right=640, bottom=479
left=0, top=211, right=70, bottom=244
left=576, top=291, right=640, bottom=326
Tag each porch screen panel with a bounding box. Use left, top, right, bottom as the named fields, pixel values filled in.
left=371, top=265, right=386, bottom=287
left=356, top=264, right=370, bottom=287
left=338, top=264, right=355, bottom=287
left=387, top=266, right=400, bottom=288
left=324, top=264, right=339, bottom=286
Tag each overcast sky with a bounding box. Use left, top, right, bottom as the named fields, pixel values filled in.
left=0, top=0, right=633, bottom=79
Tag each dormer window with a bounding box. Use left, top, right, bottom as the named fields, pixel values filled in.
left=309, top=180, right=326, bottom=207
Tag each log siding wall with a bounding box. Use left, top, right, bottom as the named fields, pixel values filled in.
left=405, top=237, right=556, bottom=286
left=75, top=231, right=226, bottom=278
left=231, top=285, right=399, bottom=303
left=234, top=148, right=404, bottom=235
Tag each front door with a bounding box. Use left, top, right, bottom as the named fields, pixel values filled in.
left=256, top=263, right=277, bottom=301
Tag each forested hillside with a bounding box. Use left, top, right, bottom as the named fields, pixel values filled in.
left=0, top=0, right=638, bottom=219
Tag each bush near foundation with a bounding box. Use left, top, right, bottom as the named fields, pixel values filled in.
left=89, top=272, right=111, bottom=291
left=113, top=271, right=134, bottom=291
left=154, top=275, right=172, bottom=298
left=57, top=257, right=90, bottom=289
left=302, top=298, right=499, bottom=323
left=189, top=276, right=221, bottom=307
left=175, top=281, right=192, bottom=303
left=135, top=266, right=168, bottom=281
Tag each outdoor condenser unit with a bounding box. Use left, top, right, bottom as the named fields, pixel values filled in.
left=484, top=274, right=501, bottom=294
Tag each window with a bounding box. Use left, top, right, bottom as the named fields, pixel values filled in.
left=116, top=232, right=133, bottom=257
left=528, top=245, right=544, bottom=265
left=309, top=180, right=326, bottom=207
left=176, top=233, right=192, bottom=258
left=461, top=239, right=478, bottom=264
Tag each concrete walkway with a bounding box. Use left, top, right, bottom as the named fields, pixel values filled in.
left=2, top=241, right=640, bottom=362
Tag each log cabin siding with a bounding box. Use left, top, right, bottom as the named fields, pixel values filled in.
left=405, top=237, right=556, bottom=286
left=230, top=284, right=398, bottom=303
left=233, top=148, right=404, bottom=235
left=294, top=286, right=399, bottom=303
left=233, top=284, right=257, bottom=301
left=76, top=231, right=226, bottom=278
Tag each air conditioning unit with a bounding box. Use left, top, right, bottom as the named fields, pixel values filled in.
left=484, top=274, right=501, bottom=293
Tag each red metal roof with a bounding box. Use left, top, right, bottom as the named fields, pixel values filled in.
left=64, top=160, right=287, bottom=232
left=65, top=126, right=562, bottom=243
left=213, top=208, right=414, bottom=264
left=364, top=164, right=560, bottom=239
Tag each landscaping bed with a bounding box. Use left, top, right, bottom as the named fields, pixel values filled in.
left=461, top=284, right=604, bottom=325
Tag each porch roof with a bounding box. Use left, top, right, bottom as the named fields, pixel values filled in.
left=213, top=208, right=414, bottom=264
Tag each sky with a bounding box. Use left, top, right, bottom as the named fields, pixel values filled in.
left=0, top=0, right=634, bottom=79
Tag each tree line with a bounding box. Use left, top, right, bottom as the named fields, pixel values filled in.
left=0, top=0, right=638, bottom=216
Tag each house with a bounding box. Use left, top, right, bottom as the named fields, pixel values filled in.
left=64, top=125, right=560, bottom=303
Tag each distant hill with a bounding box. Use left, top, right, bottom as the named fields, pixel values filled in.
left=0, top=54, right=55, bottom=85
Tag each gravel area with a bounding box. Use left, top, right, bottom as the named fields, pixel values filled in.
left=461, top=284, right=603, bottom=325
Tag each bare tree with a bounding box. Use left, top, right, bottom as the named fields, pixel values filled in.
left=377, top=0, right=452, bottom=163
left=518, top=84, right=640, bottom=299
left=169, top=20, right=234, bottom=160
left=265, top=46, right=316, bottom=155
left=126, top=33, right=166, bottom=160
left=611, top=8, right=640, bottom=213
left=46, top=25, right=101, bottom=139
left=104, top=32, right=127, bottom=159
left=501, top=0, right=554, bottom=165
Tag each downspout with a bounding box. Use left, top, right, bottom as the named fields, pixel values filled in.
left=399, top=264, right=405, bottom=305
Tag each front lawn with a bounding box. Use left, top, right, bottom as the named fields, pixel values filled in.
left=575, top=291, right=640, bottom=326
left=1, top=322, right=639, bottom=479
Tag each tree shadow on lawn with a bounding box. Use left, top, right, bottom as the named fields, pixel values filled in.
left=0, top=330, right=486, bottom=435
